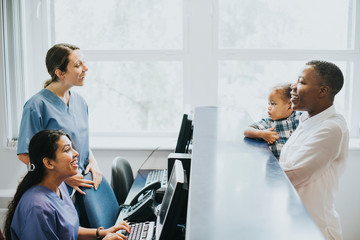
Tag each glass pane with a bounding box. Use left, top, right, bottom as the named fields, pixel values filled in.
left=52, top=0, right=182, bottom=50
left=75, top=61, right=183, bottom=133
left=218, top=61, right=349, bottom=123
left=219, top=0, right=353, bottom=49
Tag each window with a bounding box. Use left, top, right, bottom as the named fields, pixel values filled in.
left=216, top=0, right=359, bottom=138
left=218, top=0, right=353, bottom=49
left=51, top=0, right=184, bottom=136
left=75, top=61, right=183, bottom=134
left=2, top=0, right=360, bottom=149
left=52, top=0, right=183, bottom=50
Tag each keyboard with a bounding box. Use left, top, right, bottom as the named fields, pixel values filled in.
left=145, top=169, right=168, bottom=193
left=118, top=221, right=155, bottom=240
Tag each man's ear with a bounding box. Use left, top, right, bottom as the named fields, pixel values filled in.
left=319, top=85, right=330, bottom=98
left=43, top=157, right=55, bottom=170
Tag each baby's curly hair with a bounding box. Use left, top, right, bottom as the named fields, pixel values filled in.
left=271, top=83, right=292, bottom=102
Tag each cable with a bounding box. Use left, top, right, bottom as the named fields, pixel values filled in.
left=138, top=145, right=161, bottom=171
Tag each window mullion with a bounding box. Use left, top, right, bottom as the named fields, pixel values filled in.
left=218, top=49, right=359, bottom=61
left=82, top=50, right=184, bottom=61
left=183, top=0, right=217, bottom=108
left=351, top=0, right=360, bottom=138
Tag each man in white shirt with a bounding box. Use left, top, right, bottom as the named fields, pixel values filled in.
left=279, top=60, right=349, bottom=240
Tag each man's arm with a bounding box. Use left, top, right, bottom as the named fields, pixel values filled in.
left=281, top=123, right=344, bottom=188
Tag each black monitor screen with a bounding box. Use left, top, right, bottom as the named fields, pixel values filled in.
left=156, top=160, right=188, bottom=240
left=175, top=114, right=193, bottom=153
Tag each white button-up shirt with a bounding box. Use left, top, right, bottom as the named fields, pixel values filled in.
left=279, top=105, right=349, bottom=240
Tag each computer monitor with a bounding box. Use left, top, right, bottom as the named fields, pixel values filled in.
left=167, top=153, right=191, bottom=182
left=175, top=113, right=193, bottom=153
left=156, top=160, right=188, bottom=240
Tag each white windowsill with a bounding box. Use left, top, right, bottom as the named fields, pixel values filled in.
left=89, top=136, right=360, bottom=151
left=90, top=136, right=177, bottom=151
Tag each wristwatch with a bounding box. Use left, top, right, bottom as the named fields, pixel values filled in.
left=96, top=227, right=104, bottom=239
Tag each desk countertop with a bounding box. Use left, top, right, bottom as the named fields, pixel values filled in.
left=185, top=106, right=324, bottom=239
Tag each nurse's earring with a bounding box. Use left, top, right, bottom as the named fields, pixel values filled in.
left=28, top=163, right=35, bottom=172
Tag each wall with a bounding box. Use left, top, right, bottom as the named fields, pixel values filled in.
left=335, top=149, right=360, bottom=240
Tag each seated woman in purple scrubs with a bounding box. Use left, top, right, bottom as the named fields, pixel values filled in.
left=3, top=130, right=129, bottom=240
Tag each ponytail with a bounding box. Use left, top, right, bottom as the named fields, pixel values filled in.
left=4, top=169, right=45, bottom=240
left=3, top=130, right=69, bottom=239
left=44, top=78, right=53, bottom=88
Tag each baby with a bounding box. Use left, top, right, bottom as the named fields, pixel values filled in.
left=244, top=83, right=301, bottom=159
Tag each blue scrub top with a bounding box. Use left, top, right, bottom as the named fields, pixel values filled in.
left=10, top=183, right=79, bottom=240
left=17, top=88, right=90, bottom=171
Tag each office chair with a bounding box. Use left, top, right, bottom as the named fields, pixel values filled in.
left=76, top=172, right=119, bottom=229
left=111, top=156, right=134, bottom=205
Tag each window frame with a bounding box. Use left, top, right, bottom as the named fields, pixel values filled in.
left=1, top=0, right=25, bottom=149
left=2, top=0, right=360, bottom=150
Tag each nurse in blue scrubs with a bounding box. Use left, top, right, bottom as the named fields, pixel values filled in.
left=17, top=43, right=101, bottom=195
left=4, top=130, right=129, bottom=240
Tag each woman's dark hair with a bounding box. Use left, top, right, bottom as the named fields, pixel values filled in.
left=44, top=43, right=80, bottom=88
left=4, top=130, right=69, bottom=240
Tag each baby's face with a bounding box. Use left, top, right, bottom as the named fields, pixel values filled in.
left=267, top=90, right=292, bottom=120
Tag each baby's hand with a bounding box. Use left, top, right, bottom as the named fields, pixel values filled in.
left=261, top=126, right=279, bottom=144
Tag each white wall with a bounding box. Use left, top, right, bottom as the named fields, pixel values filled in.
left=335, top=149, right=360, bottom=240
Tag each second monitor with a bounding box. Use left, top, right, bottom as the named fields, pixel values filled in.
left=168, top=153, right=191, bottom=183
left=175, top=113, right=193, bottom=154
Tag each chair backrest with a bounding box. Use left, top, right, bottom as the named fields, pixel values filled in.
left=76, top=173, right=119, bottom=229
left=111, top=157, right=134, bottom=205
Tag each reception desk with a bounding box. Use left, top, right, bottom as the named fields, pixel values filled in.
left=185, top=107, right=324, bottom=239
